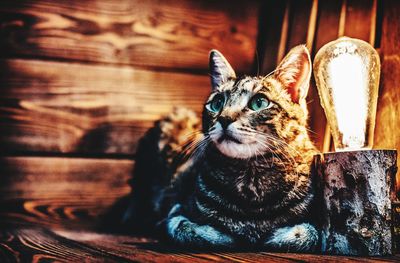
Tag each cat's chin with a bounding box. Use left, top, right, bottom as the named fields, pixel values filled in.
left=214, top=140, right=266, bottom=159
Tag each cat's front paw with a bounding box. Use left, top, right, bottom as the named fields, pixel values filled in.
left=165, top=204, right=235, bottom=249
left=265, top=223, right=319, bottom=252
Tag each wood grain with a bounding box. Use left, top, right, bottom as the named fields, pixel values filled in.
left=0, top=58, right=210, bottom=154
left=316, top=150, right=396, bottom=256
left=285, top=0, right=314, bottom=52
left=258, top=0, right=287, bottom=75
left=0, top=0, right=259, bottom=73
left=259, top=0, right=316, bottom=73
left=344, top=0, right=375, bottom=42
left=0, top=156, right=133, bottom=229
left=306, top=0, right=342, bottom=151
left=1, top=227, right=399, bottom=263
left=374, top=0, right=400, bottom=190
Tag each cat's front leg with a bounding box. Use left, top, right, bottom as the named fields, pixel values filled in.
left=264, top=223, right=319, bottom=252
left=165, top=204, right=235, bottom=249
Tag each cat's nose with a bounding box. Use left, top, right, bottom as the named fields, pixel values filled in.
left=218, top=116, right=234, bottom=130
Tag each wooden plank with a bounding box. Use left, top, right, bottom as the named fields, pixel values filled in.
left=0, top=228, right=136, bottom=262
left=285, top=0, right=313, bottom=52
left=374, top=0, right=400, bottom=190
left=0, top=0, right=259, bottom=73
left=0, top=59, right=210, bottom=154
left=306, top=0, right=343, bottom=151
left=276, top=1, right=290, bottom=64
left=312, top=1, right=343, bottom=55
left=313, top=0, right=343, bottom=152
left=1, top=227, right=399, bottom=262
left=258, top=0, right=287, bottom=75
left=261, top=252, right=400, bottom=262
left=0, top=156, right=133, bottom=229
left=338, top=0, right=376, bottom=154
left=62, top=231, right=295, bottom=263
left=343, top=0, right=375, bottom=41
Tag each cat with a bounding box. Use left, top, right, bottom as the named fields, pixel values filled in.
left=124, top=45, right=320, bottom=252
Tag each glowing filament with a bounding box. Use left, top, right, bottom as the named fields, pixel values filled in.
left=314, top=37, right=380, bottom=151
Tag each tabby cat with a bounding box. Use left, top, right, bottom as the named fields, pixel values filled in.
left=124, top=45, right=320, bottom=251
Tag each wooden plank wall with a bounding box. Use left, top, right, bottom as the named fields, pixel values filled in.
left=0, top=0, right=260, bottom=228
left=374, top=0, right=400, bottom=192
left=0, top=0, right=260, bottom=155
left=0, top=0, right=399, bottom=228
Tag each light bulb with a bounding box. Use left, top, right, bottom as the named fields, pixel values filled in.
left=313, top=37, right=380, bottom=151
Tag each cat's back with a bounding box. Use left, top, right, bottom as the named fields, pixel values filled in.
left=123, top=107, right=201, bottom=230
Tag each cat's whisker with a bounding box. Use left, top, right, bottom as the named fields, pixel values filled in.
left=188, top=136, right=210, bottom=159
left=269, top=142, right=301, bottom=178
left=227, top=125, right=305, bottom=165
left=178, top=133, right=211, bottom=163
left=252, top=137, right=274, bottom=165
left=261, top=133, right=302, bottom=157
left=254, top=138, right=285, bottom=166
left=256, top=135, right=297, bottom=166
left=179, top=131, right=204, bottom=146
left=179, top=135, right=202, bottom=155
left=249, top=143, right=257, bottom=163
left=177, top=130, right=205, bottom=154
left=261, top=69, right=277, bottom=80
left=254, top=141, right=270, bottom=165
left=241, top=128, right=299, bottom=159
left=266, top=140, right=296, bottom=161
left=305, top=128, right=317, bottom=135
left=233, top=129, right=293, bottom=166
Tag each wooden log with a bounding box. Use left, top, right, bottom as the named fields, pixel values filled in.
left=315, top=150, right=397, bottom=256
left=306, top=0, right=342, bottom=151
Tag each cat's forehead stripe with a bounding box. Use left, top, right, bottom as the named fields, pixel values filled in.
left=254, top=79, right=274, bottom=94
left=212, top=77, right=266, bottom=104
left=218, top=80, right=235, bottom=91
left=239, top=78, right=256, bottom=90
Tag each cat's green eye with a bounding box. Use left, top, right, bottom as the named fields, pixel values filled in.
left=206, top=94, right=225, bottom=113
left=249, top=94, right=271, bottom=111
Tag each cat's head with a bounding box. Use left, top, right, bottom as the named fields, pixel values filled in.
left=202, top=45, right=313, bottom=159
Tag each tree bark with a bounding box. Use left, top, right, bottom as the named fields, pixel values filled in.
left=314, top=150, right=397, bottom=256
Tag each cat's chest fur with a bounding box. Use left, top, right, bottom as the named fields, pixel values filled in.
left=185, top=149, right=313, bottom=243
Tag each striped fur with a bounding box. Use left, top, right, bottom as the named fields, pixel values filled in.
left=126, top=45, right=320, bottom=251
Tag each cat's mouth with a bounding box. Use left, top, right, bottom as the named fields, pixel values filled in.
left=217, top=133, right=242, bottom=144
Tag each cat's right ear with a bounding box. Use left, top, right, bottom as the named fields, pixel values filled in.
left=209, top=50, right=236, bottom=91
left=274, top=45, right=312, bottom=104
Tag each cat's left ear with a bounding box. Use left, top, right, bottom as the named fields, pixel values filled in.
left=209, top=50, right=236, bottom=91
left=274, top=45, right=312, bottom=104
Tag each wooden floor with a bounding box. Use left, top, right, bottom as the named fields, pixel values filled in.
left=0, top=227, right=399, bottom=262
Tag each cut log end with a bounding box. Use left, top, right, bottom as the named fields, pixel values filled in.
left=314, top=149, right=397, bottom=256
